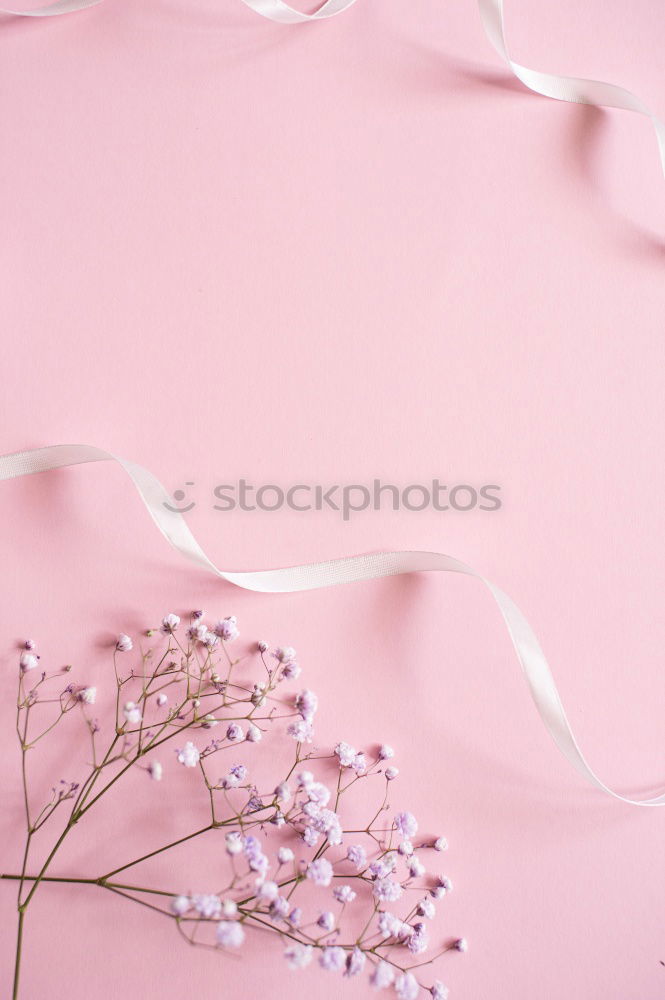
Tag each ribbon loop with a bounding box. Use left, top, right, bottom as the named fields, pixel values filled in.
left=0, top=443, right=662, bottom=807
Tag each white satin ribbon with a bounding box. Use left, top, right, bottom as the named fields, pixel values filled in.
left=5, top=0, right=664, bottom=188
left=0, top=0, right=100, bottom=15
left=238, top=0, right=357, bottom=24
left=0, top=442, right=662, bottom=807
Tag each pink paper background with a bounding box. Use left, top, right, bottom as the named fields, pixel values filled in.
left=2, top=1, right=665, bottom=997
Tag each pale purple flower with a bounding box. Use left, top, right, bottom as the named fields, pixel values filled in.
left=431, top=983, right=449, bottom=1000
left=287, top=720, right=313, bottom=743
left=274, top=646, right=296, bottom=664
left=123, top=701, right=142, bottom=725
left=306, top=858, right=333, bottom=887
left=306, top=781, right=330, bottom=806
left=372, top=877, right=403, bottom=903
left=226, top=722, right=244, bottom=742
left=454, top=937, right=468, bottom=952
left=303, top=827, right=320, bottom=848
left=257, top=639, right=269, bottom=653
left=176, top=741, right=200, bottom=767
left=394, top=811, right=418, bottom=838
left=246, top=723, right=262, bottom=742
left=333, top=885, right=356, bottom=904
left=398, top=840, right=414, bottom=857
left=347, top=845, right=367, bottom=870
left=288, top=907, right=302, bottom=928
left=433, top=837, right=448, bottom=852
left=351, top=752, right=366, bottom=773
left=378, top=744, right=394, bottom=759
left=221, top=899, right=238, bottom=917
left=385, top=766, right=399, bottom=780
left=192, top=609, right=204, bottom=620
left=408, top=928, right=429, bottom=954
left=274, top=782, right=291, bottom=804
left=148, top=761, right=163, bottom=781
left=317, top=911, right=335, bottom=931
left=395, top=972, right=420, bottom=1000
left=76, top=686, right=97, bottom=705
left=334, top=741, right=357, bottom=767
left=345, top=948, right=365, bottom=977
left=281, top=660, right=301, bottom=680
left=170, top=895, right=190, bottom=916
left=295, top=689, right=318, bottom=723
left=156, top=693, right=168, bottom=707
left=284, top=943, right=313, bottom=969
left=417, top=898, right=436, bottom=919
left=319, top=946, right=346, bottom=972
left=116, top=633, right=133, bottom=652
left=161, top=613, right=180, bottom=633
left=436, top=876, right=453, bottom=893
left=204, top=631, right=219, bottom=649
left=257, top=880, right=279, bottom=902
left=278, top=846, right=294, bottom=865
left=297, top=770, right=314, bottom=788
left=187, top=623, right=208, bottom=641
left=216, top=921, right=245, bottom=948
left=24, top=639, right=36, bottom=651
left=225, top=832, right=243, bottom=855
left=19, top=652, right=38, bottom=673
left=270, top=896, right=290, bottom=921
left=370, top=960, right=395, bottom=989
left=193, top=894, right=222, bottom=919
left=214, top=616, right=239, bottom=641
left=408, top=857, right=426, bottom=879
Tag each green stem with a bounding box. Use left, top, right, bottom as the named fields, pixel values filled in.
left=12, top=908, right=25, bottom=1000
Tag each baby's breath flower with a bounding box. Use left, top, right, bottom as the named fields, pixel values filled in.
left=161, top=614, right=180, bottom=633
left=433, top=837, right=448, bottom=852
left=454, top=937, right=468, bottom=952
left=394, top=811, right=418, bottom=838
left=385, top=766, right=399, bottom=780
left=370, top=960, right=395, bottom=989
left=333, top=884, right=356, bottom=904
left=284, top=943, right=313, bottom=969
left=77, top=686, right=97, bottom=705
left=274, top=646, right=296, bottom=664
left=148, top=761, right=163, bottom=781
left=345, top=948, right=365, bottom=977
left=216, top=921, right=245, bottom=949
left=257, top=639, right=269, bottom=653
left=378, top=744, right=394, bottom=759
left=431, top=982, right=449, bottom=1000
left=214, top=617, right=239, bottom=641
left=175, top=741, right=200, bottom=768
left=395, top=972, right=420, bottom=1000
left=306, top=858, right=333, bottom=887
left=319, top=946, right=346, bottom=972
left=170, top=895, right=190, bottom=916
left=20, top=652, right=38, bottom=673
left=123, top=701, right=142, bottom=725
left=116, top=633, right=133, bottom=652
left=246, top=723, right=262, bottom=742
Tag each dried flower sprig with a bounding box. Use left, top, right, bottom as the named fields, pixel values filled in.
left=3, top=614, right=465, bottom=1000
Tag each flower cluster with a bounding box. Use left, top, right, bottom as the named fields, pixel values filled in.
left=5, top=615, right=465, bottom=1000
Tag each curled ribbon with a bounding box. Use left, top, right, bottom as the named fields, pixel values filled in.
left=0, top=443, right=662, bottom=807
left=4, top=0, right=663, bottom=184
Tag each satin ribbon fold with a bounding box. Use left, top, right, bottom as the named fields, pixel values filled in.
left=0, top=443, right=662, bottom=807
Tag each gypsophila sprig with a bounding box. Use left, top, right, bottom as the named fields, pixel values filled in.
left=3, top=615, right=464, bottom=1000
